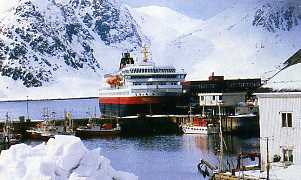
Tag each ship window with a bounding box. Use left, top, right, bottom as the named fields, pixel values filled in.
left=212, top=96, right=216, bottom=101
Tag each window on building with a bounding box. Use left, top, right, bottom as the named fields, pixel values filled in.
left=219, top=95, right=223, bottom=101
left=281, top=112, right=292, bottom=127
left=212, top=96, right=216, bottom=101
left=200, top=96, right=204, bottom=101
left=283, top=149, right=293, bottom=162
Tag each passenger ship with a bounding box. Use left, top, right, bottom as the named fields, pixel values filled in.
left=99, top=48, right=186, bottom=117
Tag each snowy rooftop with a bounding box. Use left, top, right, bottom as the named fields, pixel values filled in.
left=264, top=63, right=301, bottom=92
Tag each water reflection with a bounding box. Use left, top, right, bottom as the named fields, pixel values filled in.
left=24, top=134, right=259, bottom=180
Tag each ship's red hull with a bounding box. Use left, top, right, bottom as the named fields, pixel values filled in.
left=99, top=96, right=162, bottom=105
left=99, top=96, right=184, bottom=117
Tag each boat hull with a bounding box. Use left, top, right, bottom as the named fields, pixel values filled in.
left=99, top=96, right=184, bottom=117
left=75, top=128, right=121, bottom=138
left=182, top=125, right=219, bottom=135
left=182, top=125, right=209, bottom=134
left=26, top=130, right=54, bottom=141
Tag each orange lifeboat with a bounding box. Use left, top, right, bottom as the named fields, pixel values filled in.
left=105, top=75, right=122, bottom=87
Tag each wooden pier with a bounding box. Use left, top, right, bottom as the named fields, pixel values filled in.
left=212, top=173, right=260, bottom=180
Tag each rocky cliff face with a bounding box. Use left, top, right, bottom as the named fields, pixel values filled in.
left=253, top=1, right=301, bottom=32
left=0, top=0, right=144, bottom=87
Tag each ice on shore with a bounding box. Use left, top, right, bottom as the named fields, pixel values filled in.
left=0, top=135, right=138, bottom=180
left=236, top=164, right=301, bottom=180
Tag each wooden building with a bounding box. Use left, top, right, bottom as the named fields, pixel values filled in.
left=256, top=92, right=301, bottom=170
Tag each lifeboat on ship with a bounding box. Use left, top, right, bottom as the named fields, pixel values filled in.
left=105, top=75, right=123, bottom=87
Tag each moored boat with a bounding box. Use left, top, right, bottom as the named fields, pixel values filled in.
left=99, top=47, right=187, bottom=118
left=75, top=123, right=121, bottom=138
left=182, top=115, right=219, bottom=134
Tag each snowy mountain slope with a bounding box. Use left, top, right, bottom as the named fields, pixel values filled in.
left=130, top=1, right=301, bottom=80
left=122, top=0, right=239, bottom=20
left=128, top=6, right=203, bottom=66
left=0, top=0, right=146, bottom=99
left=0, top=0, right=145, bottom=85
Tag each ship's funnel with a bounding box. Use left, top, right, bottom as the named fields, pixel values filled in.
left=120, top=52, right=134, bottom=69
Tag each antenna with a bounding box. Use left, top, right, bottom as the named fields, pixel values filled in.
left=142, top=45, right=150, bottom=63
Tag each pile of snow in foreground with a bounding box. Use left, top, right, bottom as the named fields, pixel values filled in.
left=0, top=135, right=137, bottom=180
left=265, top=63, right=301, bottom=91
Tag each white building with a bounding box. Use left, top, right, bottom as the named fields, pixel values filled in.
left=256, top=92, right=301, bottom=169
left=198, top=92, right=246, bottom=107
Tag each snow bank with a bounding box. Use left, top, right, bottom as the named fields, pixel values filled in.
left=0, top=135, right=138, bottom=180
left=237, top=165, right=301, bottom=180
left=265, top=63, right=301, bottom=91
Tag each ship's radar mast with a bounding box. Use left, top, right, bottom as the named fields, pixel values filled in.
left=142, top=46, right=150, bottom=63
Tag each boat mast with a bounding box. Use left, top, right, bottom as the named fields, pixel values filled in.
left=218, top=101, right=224, bottom=172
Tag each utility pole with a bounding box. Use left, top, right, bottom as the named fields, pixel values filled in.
left=262, top=137, right=272, bottom=180
left=26, top=96, right=29, bottom=121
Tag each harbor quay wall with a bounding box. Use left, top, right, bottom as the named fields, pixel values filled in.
left=0, top=115, right=259, bottom=136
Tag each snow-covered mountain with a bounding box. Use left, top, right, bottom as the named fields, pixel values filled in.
left=1, top=0, right=301, bottom=99
left=0, top=0, right=146, bottom=99
left=130, top=0, right=301, bottom=80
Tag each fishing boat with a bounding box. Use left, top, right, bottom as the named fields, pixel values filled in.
left=182, top=115, right=219, bottom=134
left=26, top=108, right=59, bottom=140
left=26, top=121, right=56, bottom=140
left=75, top=123, right=121, bottom=138
left=1, top=113, right=21, bottom=149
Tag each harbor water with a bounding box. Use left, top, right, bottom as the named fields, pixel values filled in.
left=1, top=98, right=259, bottom=179
left=25, top=134, right=259, bottom=180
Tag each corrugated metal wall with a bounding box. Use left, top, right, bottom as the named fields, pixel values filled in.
left=258, top=94, right=301, bottom=170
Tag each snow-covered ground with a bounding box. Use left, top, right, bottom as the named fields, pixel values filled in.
left=236, top=164, right=301, bottom=180
left=264, top=63, right=301, bottom=91
left=0, top=135, right=137, bottom=180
